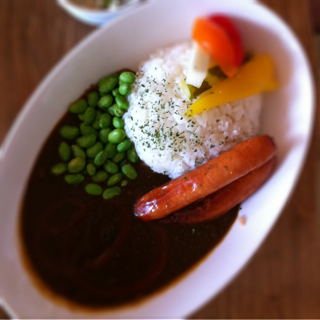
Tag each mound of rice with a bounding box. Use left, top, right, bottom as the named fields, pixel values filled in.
left=123, top=42, right=262, bottom=179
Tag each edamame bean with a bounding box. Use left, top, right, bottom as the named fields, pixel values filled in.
left=117, top=138, right=132, bottom=152
left=107, top=105, right=116, bottom=116
left=86, top=141, right=103, bottom=159
left=78, top=113, right=86, bottom=121
left=119, top=83, right=132, bottom=96
left=60, top=126, right=79, bottom=139
left=105, top=143, right=117, bottom=159
left=103, top=187, right=121, bottom=199
left=108, top=129, right=126, bottom=144
left=112, top=117, right=124, bottom=129
left=112, top=152, right=126, bottom=164
left=85, top=183, right=102, bottom=196
left=51, top=163, right=67, bottom=175
left=121, top=180, right=128, bottom=187
left=80, top=123, right=98, bottom=137
left=68, top=157, right=86, bottom=173
left=115, top=95, right=129, bottom=110
left=77, top=133, right=96, bottom=148
left=69, top=99, right=87, bottom=114
left=88, top=91, right=99, bottom=107
left=84, top=106, right=96, bottom=125
left=127, top=145, right=139, bottom=163
left=122, top=164, right=137, bottom=179
left=59, top=141, right=71, bottom=161
left=99, top=75, right=118, bottom=94
left=107, top=172, right=123, bottom=186
left=98, top=95, right=113, bottom=109
left=120, top=159, right=127, bottom=167
left=119, top=71, right=136, bottom=84
left=99, top=113, right=112, bottom=128
left=71, top=144, right=86, bottom=159
left=92, top=111, right=102, bottom=130
left=113, top=104, right=125, bottom=117
left=64, top=173, right=84, bottom=184
left=92, top=170, right=108, bottom=182
left=103, top=160, right=119, bottom=174
left=112, top=88, right=120, bottom=97
left=87, top=163, right=96, bottom=176
left=99, top=128, right=112, bottom=144
left=94, top=150, right=108, bottom=166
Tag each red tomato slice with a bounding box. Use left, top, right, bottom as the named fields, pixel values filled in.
left=209, top=14, right=244, bottom=66
left=192, top=17, right=238, bottom=78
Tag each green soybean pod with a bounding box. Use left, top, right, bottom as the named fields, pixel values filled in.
left=92, top=170, right=108, bottom=182
left=80, top=123, right=98, bottom=137
left=105, top=143, right=117, bottom=159
left=108, top=129, right=126, bottom=144
left=122, top=164, right=137, bottom=180
left=127, top=145, right=139, bottom=163
left=99, top=113, right=112, bottom=128
left=112, top=117, right=124, bottom=129
left=69, top=99, right=88, bottom=114
left=119, top=83, right=132, bottom=96
left=119, top=71, right=136, bottom=84
left=92, top=110, right=102, bottom=130
left=113, top=104, right=125, bottom=117
left=88, top=91, right=99, bottom=107
left=85, top=183, right=102, bottom=196
left=87, top=163, right=96, bottom=176
left=77, top=133, right=96, bottom=148
left=117, top=138, right=132, bottom=152
left=107, top=105, right=116, bottom=116
left=99, top=128, right=112, bottom=144
left=51, top=163, right=67, bottom=175
left=78, top=113, right=86, bottom=121
left=107, top=172, right=123, bottom=186
left=84, top=106, right=96, bottom=125
left=98, top=94, right=113, bottom=109
left=115, top=95, right=129, bottom=110
left=64, top=173, right=84, bottom=185
left=58, top=141, right=71, bottom=162
left=112, top=88, right=120, bottom=97
left=86, top=141, right=103, bottom=159
left=99, top=75, right=118, bottom=94
left=112, top=152, right=126, bottom=164
left=103, top=187, right=121, bottom=199
left=121, top=180, right=128, bottom=187
left=71, top=144, right=86, bottom=159
left=94, top=150, right=108, bottom=166
left=60, top=126, right=79, bottom=139
left=68, top=157, right=86, bottom=173
left=103, top=160, right=119, bottom=174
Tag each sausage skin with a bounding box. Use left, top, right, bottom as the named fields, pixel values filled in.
left=135, top=135, right=276, bottom=221
left=161, top=157, right=276, bottom=224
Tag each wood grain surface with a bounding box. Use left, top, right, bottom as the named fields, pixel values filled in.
left=0, top=0, right=319, bottom=318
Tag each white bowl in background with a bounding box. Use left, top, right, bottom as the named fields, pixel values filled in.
left=0, top=0, right=314, bottom=318
left=57, top=0, right=144, bottom=26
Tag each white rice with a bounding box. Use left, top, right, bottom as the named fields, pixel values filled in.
left=123, top=42, right=262, bottom=179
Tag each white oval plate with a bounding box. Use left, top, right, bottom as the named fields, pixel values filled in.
left=0, top=0, right=314, bottom=318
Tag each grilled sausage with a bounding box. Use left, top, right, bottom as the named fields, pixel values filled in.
left=135, top=135, right=276, bottom=221
left=161, top=157, right=276, bottom=224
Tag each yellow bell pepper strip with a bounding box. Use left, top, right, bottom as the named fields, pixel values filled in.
left=186, top=54, right=278, bottom=116
left=192, top=17, right=238, bottom=78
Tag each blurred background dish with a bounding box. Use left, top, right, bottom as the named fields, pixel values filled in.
left=57, top=0, right=143, bottom=26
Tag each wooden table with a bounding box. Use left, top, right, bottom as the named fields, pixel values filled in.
left=0, top=0, right=319, bottom=318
